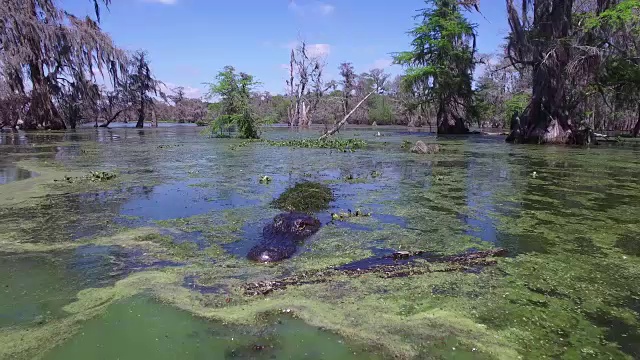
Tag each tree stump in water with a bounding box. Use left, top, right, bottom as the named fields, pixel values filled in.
left=410, top=141, right=440, bottom=154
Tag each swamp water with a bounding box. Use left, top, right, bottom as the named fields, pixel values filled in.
left=0, top=127, right=639, bottom=359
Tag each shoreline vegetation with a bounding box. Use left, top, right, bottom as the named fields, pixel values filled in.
left=2, top=1, right=640, bottom=142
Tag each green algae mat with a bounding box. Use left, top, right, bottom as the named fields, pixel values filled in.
left=1, top=126, right=639, bottom=359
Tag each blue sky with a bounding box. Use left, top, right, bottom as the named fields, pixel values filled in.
left=65, top=0, right=511, bottom=98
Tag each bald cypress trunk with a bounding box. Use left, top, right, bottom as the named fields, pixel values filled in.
left=135, top=97, right=145, bottom=128
left=436, top=99, right=468, bottom=134
left=507, top=0, right=578, bottom=144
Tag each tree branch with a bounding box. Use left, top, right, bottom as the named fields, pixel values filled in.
left=319, top=91, right=375, bottom=140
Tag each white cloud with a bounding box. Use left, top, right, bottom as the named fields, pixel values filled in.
left=142, top=0, right=177, bottom=5
left=161, top=82, right=203, bottom=99
left=371, top=58, right=393, bottom=69
left=288, top=0, right=302, bottom=14
left=307, top=43, right=331, bottom=57
left=281, top=41, right=330, bottom=57
left=288, top=1, right=334, bottom=16
left=317, top=3, right=335, bottom=15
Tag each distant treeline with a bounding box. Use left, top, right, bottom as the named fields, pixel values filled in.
left=1, top=0, right=639, bottom=141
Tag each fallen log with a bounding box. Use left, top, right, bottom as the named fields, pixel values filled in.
left=319, top=91, right=375, bottom=140
left=243, top=248, right=507, bottom=296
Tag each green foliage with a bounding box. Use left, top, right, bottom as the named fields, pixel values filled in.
left=368, top=95, right=394, bottom=125
left=393, top=0, right=477, bottom=131
left=504, top=93, right=530, bottom=123
left=262, top=95, right=291, bottom=124
left=205, top=66, right=260, bottom=139
left=582, top=0, right=640, bottom=30
left=472, top=78, right=498, bottom=126
left=265, top=138, right=367, bottom=152
left=581, top=0, right=640, bottom=107
left=194, top=119, right=208, bottom=127
left=228, top=138, right=367, bottom=152
left=271, top=182, right=335, bottom=213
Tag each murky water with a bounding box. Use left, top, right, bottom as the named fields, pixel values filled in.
left=0, top=164, right=36, bottom=185
left=44, top=296, right=380, bottom=360
left=0, top=126, right=639, bottom=359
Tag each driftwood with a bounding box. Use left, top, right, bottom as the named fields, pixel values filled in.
left=98, top=108, right=128, bottom=128
left=319, top=91, right=375, bottom=140
left=243, top=248, right=507, bottom=296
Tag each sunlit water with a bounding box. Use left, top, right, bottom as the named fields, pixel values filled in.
left=0, top=126, right=639, bottom=359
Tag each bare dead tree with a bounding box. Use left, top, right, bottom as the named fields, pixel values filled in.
left=369, top=68, right=391, bottom=94
left=286, top=41, right=328, bottom=126
left=338, top=63, right=357, bottom=117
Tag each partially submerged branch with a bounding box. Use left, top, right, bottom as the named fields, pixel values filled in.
left=243, top=248, right=507, bottom=296
left=319, top=91, right=375, bottom=140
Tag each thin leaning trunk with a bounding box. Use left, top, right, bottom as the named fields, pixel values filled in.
left=633, top=103, right=640, bottom=137
left=319, top=91, right=374, bottom=140
left=99, top=108, right=127, bottom=127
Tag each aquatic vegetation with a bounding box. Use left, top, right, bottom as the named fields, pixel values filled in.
left=342, top=173, right=369, bottom=183
left=2, top=128, right=640, bottom=359
left=43, top=295, right=383, bottom=360
left=54, top=171, right=117, bottom=183
left=271, top=182, right=334, bottom=213
left=265, top=138, right=368, bottom=152
left=244, top=248, right=507, bottom=295
left=229, top=138, right=368, bottom=152
left=331, top=209, right=372, bottom=221
left=156, top=144, right=183, bottom=149
left=228, top=138, right=262, bottom=150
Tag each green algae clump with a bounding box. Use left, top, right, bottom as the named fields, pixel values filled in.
left=271, top=182, right=334, bottom=213
left=266, top=138, right=367, bottom=152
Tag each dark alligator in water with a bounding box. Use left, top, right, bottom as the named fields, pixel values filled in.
left=247, top=212, right=321, bottom=263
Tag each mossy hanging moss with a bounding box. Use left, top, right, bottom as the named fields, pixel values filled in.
left=271, top=182, right=334, bottom=213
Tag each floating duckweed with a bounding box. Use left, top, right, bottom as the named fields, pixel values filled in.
left=331, top=209, right=372, bottom=221
left=228, top=138, right=366, bottom=152
left=266, top=138, right=367, bottom=152
left=271, top=182, right=334, bottom=213
left=54, top=171, right=117, bottom=183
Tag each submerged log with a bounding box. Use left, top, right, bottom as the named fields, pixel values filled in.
left=243, top=248, right=507, bottom=296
